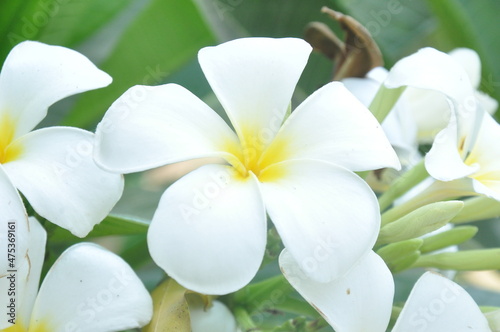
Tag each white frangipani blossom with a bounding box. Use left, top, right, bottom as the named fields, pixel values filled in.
left=343, top=47, right=497, bottom=165
left=0, top=41, right=123, bottom=237
left=0, top=218, right=153, bottom=332
left=94, top=37, right=400, bottom=295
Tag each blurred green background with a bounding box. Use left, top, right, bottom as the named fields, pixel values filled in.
left=1, top=0, right=499, bottom=329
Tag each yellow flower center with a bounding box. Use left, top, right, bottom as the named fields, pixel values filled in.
left=1, top=320, right=50, bottom=332
left=224, top=128, right=290, bottom=182
left=0, top=113, right=23, bottom=163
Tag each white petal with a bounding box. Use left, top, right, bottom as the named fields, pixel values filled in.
left=0, top=41, right=111, bottom=137
left=30, top=243, right=153, bottom=332
left=198, top=37, right=311, bottom=146
left=3, top=127, right=124, bottom=237
left=385, top=47, right=481, bottom=145
left=392, top=272, right=491, bottom=332
left=260, top=159, right=380, bottom=282
left=147, top=164, right=266, bottom=295
left=342, top=76, right=381, bottom=107
left=476, top=90, right=499, bottom=116
left=259, top=82, right=400, bottom=172
left=0, top=214, right=40, bottom=330
left=190, top=301, right=238, bottom=332
left=15, top=217, right=47, bottom=328
left=0, top=165, right=29, bottom=277
left=425, top=113, right=479, bottom=181
left=449, top=48, right=481, bottom=88
left=280, top=250, right=394, bottom=332
left=384, top=48, right=474, bottom=108
left=95, top=83, right=240, bottom=173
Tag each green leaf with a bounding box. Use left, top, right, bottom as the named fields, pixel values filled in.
left=425, top=0, right=500, bottom=120
left=0, top=0, right=132, bottom=62
left=63, top=0, right=216, bottom=129
left=49, top=214, right=149, bottom=241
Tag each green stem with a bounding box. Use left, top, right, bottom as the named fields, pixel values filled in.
left=234, top=306, right=258, bottom=330
left=233, top=275, right=293, bottom=311
left=378, top=160, right=428, bottom=212
left=273, top=297, right=320, bottom=318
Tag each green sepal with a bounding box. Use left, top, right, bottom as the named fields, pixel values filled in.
left=377, top=201, right=464, bottom=245
left=420, top=225, right=478, bottom=254
left=141, top=278, right=214, bottom=332
left=369, top=85, right=406, bottom=124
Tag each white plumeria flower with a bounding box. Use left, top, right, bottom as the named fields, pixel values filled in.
left=0, top=218, right=153, bottom=332
left=344, top=48, right=498, bottom=166
left=0, top=41, right=123, bottom=237
left=425, top=110, right=500, bottom=201
left=280, top=250, right=394, bottom=332
left=94, top=37, right=400, bottom=295
left=190, top=300, right=239, bottom=332
left=404, top=48, right=497, bottom=143
left=392, top=272, right=491, bottom=332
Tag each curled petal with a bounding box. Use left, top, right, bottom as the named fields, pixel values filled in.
left=0, top=41, right=111, bottom=137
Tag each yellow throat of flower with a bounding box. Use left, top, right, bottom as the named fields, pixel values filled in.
left=1, top=320, right=51, bottom=332
left=0, top=113, right=22, bottom=163
left=225, top=128, right=289, bottom=182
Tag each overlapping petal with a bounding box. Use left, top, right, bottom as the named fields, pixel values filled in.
left=147, top=164, right=267, bottom=295
left=392, top=272, right=491, bottom=332
left=425, top=113, right=479, bottom=181
left=259, top=159, right=380, bottom=282
left=14, top=217, right=46, bottom=329
left=0, top=165, right=28, bottom=278
left=3, top=127, right=123, bottom=237
left=198, top=38, right=311, bottom=147
left=30, top=243, right=153, bottom=332
left=280, top=250, right=394, bottom=332
left=259, top=82, right=400, bottom=172
left=384, top=47, right=482, bottom=149
left=94, top=84, right=240, bottom=173
left=0, top=41, right=111, bottom=138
